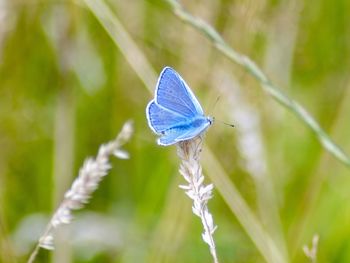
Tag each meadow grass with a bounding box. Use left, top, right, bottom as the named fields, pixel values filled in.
left=0, top=0, right=350, bottom=262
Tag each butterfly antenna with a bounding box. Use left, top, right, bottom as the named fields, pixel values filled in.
left=222, top=121, right=235, bottom=128
left=207, top=95, right=234, bottom=127
left=209, top=95, right=221, bottom=114
left=215, top=118, right=235, bottom=128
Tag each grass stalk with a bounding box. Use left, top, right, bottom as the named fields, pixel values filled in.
left=165, top=0, right=350, bottom=168
left=202, top=148, right=287, bottom=263
left=82, top=0, right=154, bottom=93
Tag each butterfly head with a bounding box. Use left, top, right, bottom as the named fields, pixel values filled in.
left=208, top=116, right=214, bottom=125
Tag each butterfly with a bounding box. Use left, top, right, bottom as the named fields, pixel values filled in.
left=146, top=67, right=213, bottom=146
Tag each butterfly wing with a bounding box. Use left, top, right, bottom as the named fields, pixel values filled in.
left=146, top=67, right=212, bottom=146
left=158, top=119, right=211, bottom=146
left=155, top=67, right=204, bottom=117
left=146, top=100, right=187, bottom=134
left=158, top=129, right=186, bottom=146
left=174, top=120, right=211, bottom=141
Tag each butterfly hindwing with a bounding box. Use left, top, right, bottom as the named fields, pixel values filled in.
left=146, top=100, right=187, bottom=134
left=175, top=120, right=211, bottom=141
left=158, top=129, right=185, bottom=146
left=155, top=67, right=204, bottom=118
left=158, top=119, right=210, bottom=146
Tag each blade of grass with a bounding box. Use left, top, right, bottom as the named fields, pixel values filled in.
left=202, top=148, right=287, bottom=263
left=146, top=176, right=192, bottom=263
left=81, top=0, right=154, bottom=93
left=81, top=1, right=287, bottom=262
left=165, top=0, right=350, bottom=168
left=215, top=69, right=288, bottom=261
left=289, top=80, right=350, bottom=258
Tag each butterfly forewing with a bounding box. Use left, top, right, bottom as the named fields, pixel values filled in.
left=155, top=67, right=204, bottom=118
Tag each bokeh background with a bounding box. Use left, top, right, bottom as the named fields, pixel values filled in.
left=1, top=0, right=350, bottom=262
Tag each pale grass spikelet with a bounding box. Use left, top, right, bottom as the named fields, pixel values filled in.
left=27, top=120, right=133, bottom=263
left=303, top=234, right=319, bottom=263
left=177, top=136, right=219, bottom=263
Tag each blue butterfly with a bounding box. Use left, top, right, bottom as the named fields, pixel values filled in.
left=146, top=67, right=213, bottom=146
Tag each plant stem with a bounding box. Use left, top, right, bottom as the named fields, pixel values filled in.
left=165, top=0, right=350, bottom=168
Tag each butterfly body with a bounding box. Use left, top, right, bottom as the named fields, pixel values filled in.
left=146, top=67, right=212, bottom=146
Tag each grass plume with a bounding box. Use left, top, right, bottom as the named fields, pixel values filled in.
left=27, top=120, right=133, bottom=263
left=177, top=137, right=219, bottom=263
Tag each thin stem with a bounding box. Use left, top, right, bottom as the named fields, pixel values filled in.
left=165, top=0, right=350, bottom=168
left=188, top=153, right=218, bottom=263
left=199, top=208, right=218, bottom=263
left=202, top=149, right=287, bottom=263
left=27, top=247, right=39, bottom=263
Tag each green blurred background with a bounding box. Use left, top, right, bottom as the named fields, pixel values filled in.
left=1, top=0, right=350, bottom=262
